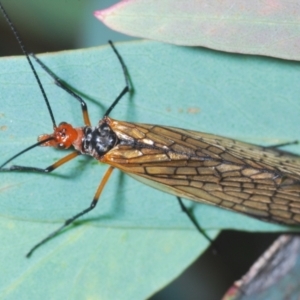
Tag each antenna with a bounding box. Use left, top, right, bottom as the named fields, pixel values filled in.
left=0, top=2, right=57, bottom=128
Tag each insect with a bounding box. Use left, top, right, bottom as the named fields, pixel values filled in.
left=1, top=2, right=300, bottom=258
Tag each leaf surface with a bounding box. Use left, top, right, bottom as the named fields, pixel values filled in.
left=0, top=41, right=299, bottom=299
left=96, top=0, right=300, bottom=60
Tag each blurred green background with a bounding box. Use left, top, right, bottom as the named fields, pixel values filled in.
left=0, top=0, right=132, bottom=56
left=0, top=1, right=283, bottom=299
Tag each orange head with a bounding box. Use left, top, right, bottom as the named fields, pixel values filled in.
left=38, top=122, right=79, bottom=149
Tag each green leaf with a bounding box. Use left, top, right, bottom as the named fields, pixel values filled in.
left=96, top=0, right=300, bottom=60
left=0, top=41, right=299, bottom=299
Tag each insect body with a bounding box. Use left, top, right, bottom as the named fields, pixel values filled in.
left=39, top=115, right=300, bottom=226
left=1, top=2, right=300, bottom=258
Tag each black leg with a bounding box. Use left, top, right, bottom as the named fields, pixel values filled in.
left=177, top=197, right=218, bottom=254
left=104, top=41, right=132, bottom=117
left=26, top=166, right=115, bottom=257
left=265, top=140, right=298, bottom=149
left=29, top=53, right=91, bottom=126
left=0, top=152, right=80, bottom=173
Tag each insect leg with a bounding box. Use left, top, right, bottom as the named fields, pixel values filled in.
left=30, top=40, right=131, bottom=123
left=29, top=53, right=92, bottom=126
left=26, top=166, right=115, bottom=257
left=176, top=197, right=217, bottom=252
left=104, top=41, right=131, bottom=117
left=1, top=151, right=80, bottom=173
left=265, top=140, right=298, bottom=149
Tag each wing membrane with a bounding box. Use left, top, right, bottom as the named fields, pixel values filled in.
left=102, top=118, right=300, bottom=225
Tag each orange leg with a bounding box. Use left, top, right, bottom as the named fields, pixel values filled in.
left=30, top=53, right=91, bottom=126
left=30, top=41, right=132, bottom=124
left=1, top=151, right=80, bottom=173
left=26, top=166, right=115, bottom=258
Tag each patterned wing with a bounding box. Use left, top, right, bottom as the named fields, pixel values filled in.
left=101, top=118, right=300, bottom=225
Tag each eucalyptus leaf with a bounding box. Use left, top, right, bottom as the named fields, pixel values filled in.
left=0, top=41, right=299, bottom=299
left=96, top=0, right=300, bottom=60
